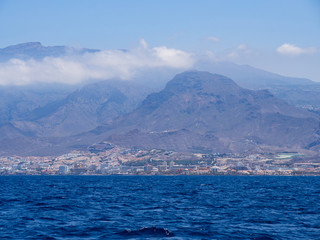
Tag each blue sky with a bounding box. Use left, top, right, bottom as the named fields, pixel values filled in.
left=0, top=0, right=319, bottom=82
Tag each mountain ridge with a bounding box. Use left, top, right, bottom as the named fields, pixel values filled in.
left=0, top=70, right=319, bottom=156
left=1, top=42, right=320, bottom=156
left=68, top=71, right=320, bottom=154
left=0, top=42, right=98, bottom=62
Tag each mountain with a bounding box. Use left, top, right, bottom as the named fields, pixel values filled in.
left=79, top=71, right=320, bottom=154
left=0, top=79, right=151, bottom=156
left=7, top=80, right=151, bottom=138
left=0, top=42, right=98, bottom=62
left=196, top=61, right=315, bottom=89
left=0, top=84, right=75, bottom=126
left=2, top=42, right=320, bottom=109
left=1, top=42, right=320, bottom=156
left=195, top=61, right=320, bottom=108
left=1, top=71, right=319, bottom=156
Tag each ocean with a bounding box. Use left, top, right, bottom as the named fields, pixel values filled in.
left=0, top=176, right=319, bottom=239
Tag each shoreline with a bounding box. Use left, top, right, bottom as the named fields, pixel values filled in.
left=1, top=173, right=320, bottom=177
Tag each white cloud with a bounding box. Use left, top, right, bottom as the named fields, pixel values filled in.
left=237, top=43, right=247, bottom=50
left=224, top=43, right=254, bottom=60
left=0, top=39, right=194, bottom=85
left=152, top=46, right=193, bottom=68
left=277, top=43, right=317, bottom=56
left=226, top=51, right=238, bottom=59
left=139, top=38, right=148, bottom=49
left=207, top=36, right=220, bottom=42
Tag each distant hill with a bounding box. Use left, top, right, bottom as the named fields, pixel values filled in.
left=195, top=61, right=315, bottom=89
left=0, top=42, right=98, bottom=61
left=0, top=84, right=75, bottom=126
left=195, top=61, right=320, bottom=108
left=7, top=80, right=151, bottom=138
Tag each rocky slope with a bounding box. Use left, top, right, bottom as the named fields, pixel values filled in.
left=83, top=71, right=320, bottom=153
left=1, top=71, right=320, bottom=156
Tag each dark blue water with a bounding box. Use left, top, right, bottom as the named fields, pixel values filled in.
left=0, top=176, right=319, bottom=239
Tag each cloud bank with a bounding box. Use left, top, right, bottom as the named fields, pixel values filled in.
left=0, top=39, right=194, bottom=85
left=277, top=43, right=317, bottom=56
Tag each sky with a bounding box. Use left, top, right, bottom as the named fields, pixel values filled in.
left=0, top=0, right=319, bottom=83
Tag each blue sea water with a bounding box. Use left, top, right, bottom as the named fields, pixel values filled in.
left=0, top=176, right=319, bottom=239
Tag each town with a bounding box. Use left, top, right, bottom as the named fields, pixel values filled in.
left=1, top=142, right=320, bottom=176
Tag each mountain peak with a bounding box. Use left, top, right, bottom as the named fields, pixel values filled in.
left=0, top=42, right=69, bottom=61
left=165, top=71, right=241, bottom=94
left=101, top=71, right=320, bottom=154
left=3, top=42, right=43, bottom=50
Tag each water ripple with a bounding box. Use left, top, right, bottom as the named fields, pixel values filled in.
left=0, top=176, right=319, bottom=239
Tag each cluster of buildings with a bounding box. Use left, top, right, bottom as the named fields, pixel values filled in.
left=0, top=142, right=320, bottom=175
